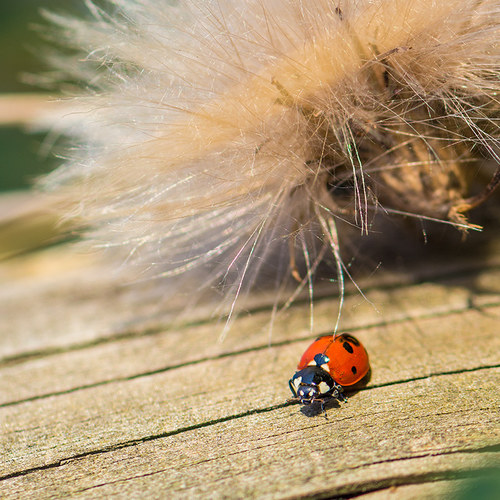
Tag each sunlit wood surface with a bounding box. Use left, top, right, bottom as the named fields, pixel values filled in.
left=0, top=191, right=499, bottom=499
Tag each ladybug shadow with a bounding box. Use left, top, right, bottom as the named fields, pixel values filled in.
left=299, top=369, right=372, bottom=418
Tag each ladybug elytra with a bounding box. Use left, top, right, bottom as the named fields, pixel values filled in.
left=289, top=333, right=370, bottom=413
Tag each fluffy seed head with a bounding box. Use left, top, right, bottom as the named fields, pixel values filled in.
left=42, top=0, right=500, bottom=323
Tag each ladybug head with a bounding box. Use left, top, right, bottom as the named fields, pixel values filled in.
left=297, top=384, right=320, bottom=405
left=289, top=365, right=334, bottom=405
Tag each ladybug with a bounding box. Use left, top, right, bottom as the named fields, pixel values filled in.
left=298, top=333, right=370, bottom=386
left=288, top=333, right=370, bottom=412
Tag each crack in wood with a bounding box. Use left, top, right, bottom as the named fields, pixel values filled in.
left=1, top=351, right=498, bottom=409
left=5, top=446, right=497, bottom=497
left=2, top=262, right=499, bottom=368
left=1, top=374, right=499, bottom=484
left=0, top=403, right=286, bottom=482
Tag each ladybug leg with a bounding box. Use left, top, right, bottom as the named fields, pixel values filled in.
left=337, top=392, right=348, bottom=403
left=329, top=382, right=347, bottom=402
left=288, top=378, right=298, bottom=398
left=311, top=396, right=328, bottom=417
left=319, top=399, right=329, bottom=419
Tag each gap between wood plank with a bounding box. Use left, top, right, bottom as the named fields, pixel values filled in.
left=1, top=258, right=499, bottom=367
left=1, top=299, right=499, bottom=407
left=1, top=347, right=499, bottom=410
left=1, top=365, right=498, bottom=482
left=1, top=272, right=499, bottom=369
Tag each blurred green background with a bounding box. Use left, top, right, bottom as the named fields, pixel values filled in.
left=0, top=0, right=82, bottom=192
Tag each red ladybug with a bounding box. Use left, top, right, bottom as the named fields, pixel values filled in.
left=297, top=333, right=370, bottom=386
left=288, top=333, right=370, bottom=413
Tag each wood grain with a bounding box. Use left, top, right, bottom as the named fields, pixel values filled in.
left=0, top=191, right=499, bottom=498
left=1, top=370, right=498, bottom=497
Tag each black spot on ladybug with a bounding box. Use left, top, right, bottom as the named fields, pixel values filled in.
left=342, top=334, right=360, bottom=346
left=351, top=366, right=357, bottom=375
left=342, top=341, right=354, bottom=354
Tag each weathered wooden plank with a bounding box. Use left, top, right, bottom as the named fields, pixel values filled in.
left=0, top=247, right=155, bottom=360
left=1, top=300, right=499, bottom=478
left=1, top=369, right=498, bottom=498
left=1, top=236, right=499, bottom=362
left=1, top=189, right=499, bottom=498
left=1, top=207, right=500, bottom=362
left=1, top=292, right=499, bottom=408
